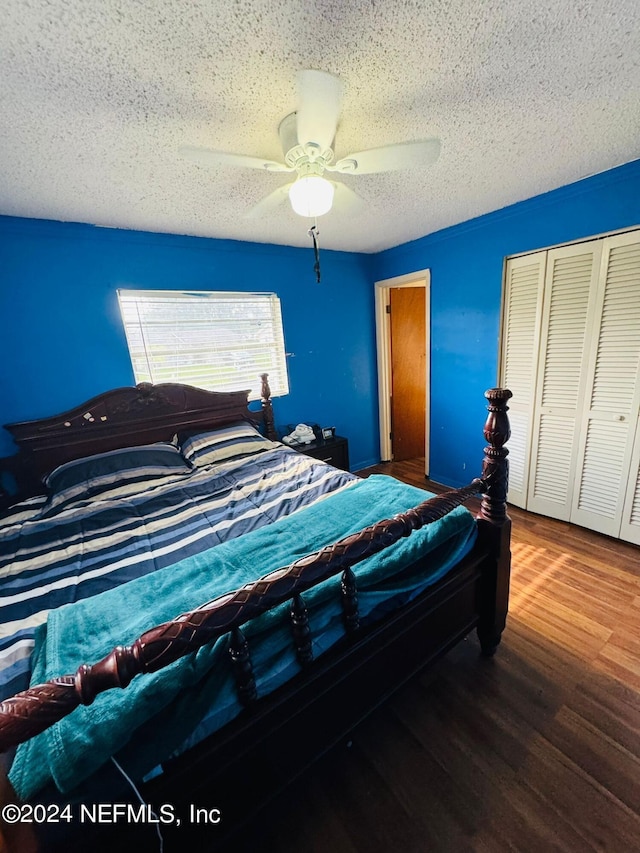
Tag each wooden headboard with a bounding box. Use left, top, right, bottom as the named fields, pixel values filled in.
left=0, top=374, right=277, bottom=504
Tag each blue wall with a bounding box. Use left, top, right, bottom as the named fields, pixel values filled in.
left=373, top=158, right=640, bottom=487
left=0, top=218, right=379, bottom=469
left=1, top=158, right=639, bottom=483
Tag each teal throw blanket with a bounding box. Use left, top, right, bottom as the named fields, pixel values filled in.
left=10, top=475, right=476, bottom=800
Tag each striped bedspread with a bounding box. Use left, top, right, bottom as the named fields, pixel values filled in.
left=11, top=473, right=478, bottom=800
left=0, top=446, right=356, bottom=702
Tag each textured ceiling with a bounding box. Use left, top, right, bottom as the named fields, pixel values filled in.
left=1, top=0, right=639, bottom=253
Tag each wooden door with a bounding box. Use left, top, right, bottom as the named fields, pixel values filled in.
left=390, top=286, right=426, bottom=461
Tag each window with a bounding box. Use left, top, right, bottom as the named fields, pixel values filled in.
left=117, top=289, right=289, bottom=400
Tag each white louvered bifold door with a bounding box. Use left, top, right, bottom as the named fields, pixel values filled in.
left=571, top=233, right=640, bottom=538
left=620, top=418, right=640, bottom=545
left=615, top=237, right=640, bottom=545
left=499, top=255, right=546, bottom=507
left=526, top=242, right=602, bottom=521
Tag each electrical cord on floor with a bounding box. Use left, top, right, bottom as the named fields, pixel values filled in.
left=111, top=756, right=164, bottom=853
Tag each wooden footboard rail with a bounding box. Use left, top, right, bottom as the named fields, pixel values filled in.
left=0, top=387, right=512, bottom=755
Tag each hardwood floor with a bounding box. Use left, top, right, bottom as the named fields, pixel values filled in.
left=235, top=459, right=640, bottom=853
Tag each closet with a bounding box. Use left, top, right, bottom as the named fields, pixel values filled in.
left=500, top=230, right=640, bottom=544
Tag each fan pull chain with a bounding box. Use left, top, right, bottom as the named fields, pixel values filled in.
left=308, top=222, right=321, bottom=284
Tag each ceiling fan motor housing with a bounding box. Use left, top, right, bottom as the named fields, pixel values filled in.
left=279, top=112, right=334, bottom=173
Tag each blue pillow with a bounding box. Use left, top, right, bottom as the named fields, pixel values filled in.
left=180, top=422, right=279, bottom=467
left=43, top=443, right=192, bottom=516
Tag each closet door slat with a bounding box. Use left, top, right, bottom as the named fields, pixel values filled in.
left=499, top=255, right=546, bottom=507
left=526, top=243, right=602, bottom=521
left=571, top=234, right=640, bottom=539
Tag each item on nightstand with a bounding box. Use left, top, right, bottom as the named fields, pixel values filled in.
left=322, top=427, right=335, bottom=440
left=282, top=424, right=315, bottom=446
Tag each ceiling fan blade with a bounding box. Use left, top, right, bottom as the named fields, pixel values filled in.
left=244, top=183, right=294, bottom=219
left=179, top=146, right=291, bottom=173
left=331, top=138, right=441, bottom=175
left=295, top=70, right=343, bottom=150
left=332, top=181, right=366, bottom=215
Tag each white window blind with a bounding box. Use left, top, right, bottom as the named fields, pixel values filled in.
left=117, top=289, right=289, bottom=400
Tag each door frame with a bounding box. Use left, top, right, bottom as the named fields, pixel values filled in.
left=374, top=270, right=431, bottom=474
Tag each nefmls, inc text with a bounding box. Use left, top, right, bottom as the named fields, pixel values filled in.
left=78, top=803, right=222, bottom=825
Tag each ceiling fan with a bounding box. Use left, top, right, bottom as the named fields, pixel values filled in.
left=179, top=70, right=441, bottom=220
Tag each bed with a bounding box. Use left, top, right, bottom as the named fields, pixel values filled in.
left=0, top=375, right=512, bottom=851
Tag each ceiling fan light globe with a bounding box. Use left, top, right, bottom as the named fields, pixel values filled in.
left=289, top=176, right=334, bottom=217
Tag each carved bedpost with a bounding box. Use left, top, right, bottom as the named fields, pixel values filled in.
left=476, top=388, right=513, bottom=656
left=260, top=373, right=278, bottom=441
left=478, top=388, right=512, bottom=524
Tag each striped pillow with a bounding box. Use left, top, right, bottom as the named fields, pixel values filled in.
left=42, top=443, right=192, bottom=516
left=180, top=422, right=279, bottom=467
left=0, top=495, right=47, bottom=527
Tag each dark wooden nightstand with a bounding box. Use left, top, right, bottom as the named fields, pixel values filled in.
left=291, top=436, right=350, bottom=471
